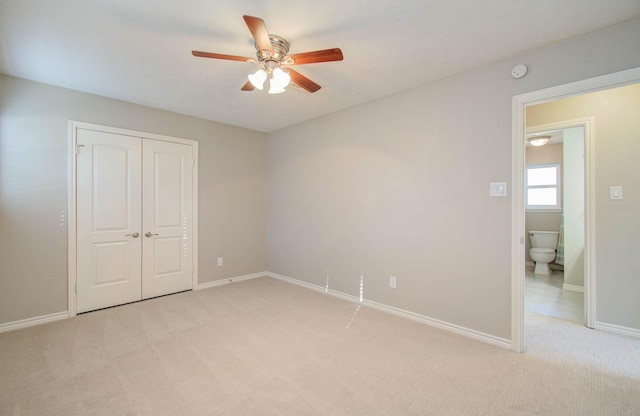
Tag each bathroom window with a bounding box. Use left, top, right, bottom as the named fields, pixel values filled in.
left=526, top=163, right=561, bottom=210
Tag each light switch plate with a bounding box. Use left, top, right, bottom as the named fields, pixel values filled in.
left=490, top=182, right=507, bottom=197
left=610, top=186, right=623, bottom=200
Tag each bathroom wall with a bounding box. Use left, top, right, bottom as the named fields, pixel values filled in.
left=526, top=82, right=640, bottom=331
left=524, top=143, right=563, bottom=263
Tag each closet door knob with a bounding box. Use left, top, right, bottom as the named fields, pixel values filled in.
left=126, top=232, right=140, bottom=238
left=145, top=232, right=159, bottom=237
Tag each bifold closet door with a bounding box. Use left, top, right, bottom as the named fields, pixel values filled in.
left=76, top=129, right=194, bottom=313
left=76, top=130, right=143, bottom=313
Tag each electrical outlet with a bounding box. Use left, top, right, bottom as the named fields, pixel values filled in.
left=217, top=257, right=223, bottom=266
left=389, top=276, right=397, bottom=289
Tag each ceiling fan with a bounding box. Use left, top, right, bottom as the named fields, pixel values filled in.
left=192, top=15, right=343, bottom=94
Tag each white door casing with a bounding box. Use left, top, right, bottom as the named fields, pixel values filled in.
left=76, top=130, right=143, bottom=313
left=69, top=122, right=199, bottom=315
left=511, top=66, right=640, bottom=353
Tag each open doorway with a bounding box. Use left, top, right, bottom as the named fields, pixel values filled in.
left=511, top=67, right=640, bottom=353
left=523, top=122, right=587, bottom=324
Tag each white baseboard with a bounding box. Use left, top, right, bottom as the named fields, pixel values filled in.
left=267, top=272, right=512, bottom=350
left=595, top=321, right=640, bottom=339
left=0, top=274, right=267, bottom=333
left=0, top=311, right=69, bottom=334
left=563, top=283, right=584, bottom=293
left=196, top=271, right=267, bottom=290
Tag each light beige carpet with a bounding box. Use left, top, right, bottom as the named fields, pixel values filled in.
left=1, top=277, right=639, bottom=415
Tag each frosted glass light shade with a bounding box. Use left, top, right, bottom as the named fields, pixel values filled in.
left=271, top=68, right=291, bottom=88
left=268, top=78, right=286, bottom=94
left=527, top=136, right=551, bottom=146
left=248, top=69, right=267, bottom=90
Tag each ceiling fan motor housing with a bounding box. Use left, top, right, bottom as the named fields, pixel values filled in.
left=256, top=35, right=291, bottom=65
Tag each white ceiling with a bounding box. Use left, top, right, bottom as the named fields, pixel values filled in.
left=1, top=1, right=639, bottom=133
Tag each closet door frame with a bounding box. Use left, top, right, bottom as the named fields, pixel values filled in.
left=67, top=121, right=199, bottom=317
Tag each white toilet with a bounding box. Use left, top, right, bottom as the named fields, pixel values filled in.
left=528, top=230, right=559, bottom=275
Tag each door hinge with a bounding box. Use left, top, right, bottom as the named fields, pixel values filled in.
left=75, top=283, right=77, bottom=294
left=192, top=159, right=195, bottom=167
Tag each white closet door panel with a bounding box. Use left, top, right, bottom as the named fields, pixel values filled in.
left=142, top=140, right=193, bottom=299
left=76, top=130, right=142, bottom=313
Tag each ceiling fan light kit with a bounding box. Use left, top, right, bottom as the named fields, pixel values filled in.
left=268, top=68, right=291, bottom=94
left=248, top=69, right=267, bottom=90
left=192, top=15, right=343, bottom=94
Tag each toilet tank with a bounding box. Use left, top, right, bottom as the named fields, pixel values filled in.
left=528, top=231, right=559, bottom=249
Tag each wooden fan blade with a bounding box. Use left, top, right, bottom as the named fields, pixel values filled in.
left=243, top=15, right=273, bottom=54
left=289, top=69, right=321, bottom=93
left=289, top=48, right=343, bottom=65
left=192, top=51, right=255, bottom=62
left=241, top=81, right=255, bottom=91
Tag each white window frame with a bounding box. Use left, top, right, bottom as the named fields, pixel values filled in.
left=526, top=163, right=561, bottom=211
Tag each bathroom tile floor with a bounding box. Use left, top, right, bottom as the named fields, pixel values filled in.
left=525, top=267, right=584, bottom=323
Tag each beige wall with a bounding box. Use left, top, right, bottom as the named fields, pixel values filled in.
left=524, top=143, right=563, bottom=262
left=526, top=82, right=640, bottom=330
left=0, top=74, right=267, bottom=325
left=266, top=19, right=640, bottom=339
left=2, top=18, right=639, bottom=338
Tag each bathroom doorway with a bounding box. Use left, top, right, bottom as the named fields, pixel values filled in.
left=523, top=122, right=587, bottom=324
left=511, top=67, right=640, bottom=353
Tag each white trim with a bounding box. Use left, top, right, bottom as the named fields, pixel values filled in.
left=196, top=272, right=267, bottom=290
left=0, top=311, right=69, bottom=334
left=69, top=121, right=197, bottom=146
left=68, top=122, right=78, bottom=317
left=595, top=321, right=640, bottom=339
left=583, top=116, right=597, bottom=329
left=192, top=142, right=199, bottom=292
left=268, top=272, right=511, bottom=350
left=67, top=121, right=199, bottom=316
left=563, top=284, right=585, bottom=293
left=512, top=66, right=640, bottom=353
left=0, top=271, right=265, bottom=333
